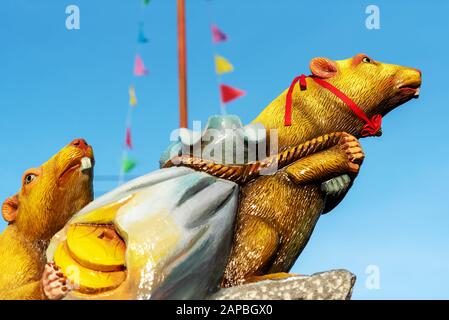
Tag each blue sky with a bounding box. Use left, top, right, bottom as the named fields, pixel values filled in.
left=0, top=0, right=448, bottom=299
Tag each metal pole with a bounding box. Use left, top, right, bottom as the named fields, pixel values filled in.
left=177, top=0, right=188, bottom=128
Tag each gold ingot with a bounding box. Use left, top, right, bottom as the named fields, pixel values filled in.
left=54, top=241, right=126, bottom=294
left=67, top=225, right=126, bottom=272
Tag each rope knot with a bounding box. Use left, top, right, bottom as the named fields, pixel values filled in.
left=361, top=114, right=383, bottom=137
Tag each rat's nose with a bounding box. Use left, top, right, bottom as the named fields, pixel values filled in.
left=70, top=138, right=89, bottom=151
left=413, top=68, right=422, bottom=77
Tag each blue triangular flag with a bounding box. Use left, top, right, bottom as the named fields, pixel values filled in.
left=138, top=23, right=148, bottom=43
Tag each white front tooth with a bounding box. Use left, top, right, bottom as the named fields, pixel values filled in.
left=81, top=157, right=92, bottom=171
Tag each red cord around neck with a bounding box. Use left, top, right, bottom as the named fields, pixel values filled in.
left=284, top=74, right=382, bottom=137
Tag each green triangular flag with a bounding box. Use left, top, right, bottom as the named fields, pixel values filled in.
left=122, top=158, right=137, bottom=173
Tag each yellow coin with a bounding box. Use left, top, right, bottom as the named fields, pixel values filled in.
left=66, top=224, right=126, bottom=272
left=54, top=241, right=126, bottom=294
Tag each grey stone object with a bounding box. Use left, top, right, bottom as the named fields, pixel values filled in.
left=209, top=269, right=356, bottom=300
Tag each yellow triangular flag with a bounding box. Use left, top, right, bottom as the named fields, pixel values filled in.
left=129, top=86, right=138, bottom=106
left=215, top=55, right=234, bottom=75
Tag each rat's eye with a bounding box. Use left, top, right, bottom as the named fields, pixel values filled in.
left=24, top=174, right=36, bottom=185
left=362, top=57, right=372, bottom=63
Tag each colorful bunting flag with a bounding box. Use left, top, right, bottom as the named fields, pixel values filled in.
left=119, top=0, right=152, bottom=184
left=137, top=23, right=148, bottom=43
left=129, top=86, right=138, bottom=106
left=125, top=127, right=133, bottom=149
left=122, top=157, right=137, bottom=173
left=215, top=55, right=234, bottom=75
left=220, top=84, right=246, bottom=104
left=134, top=54, right=148, bottom=76
left=211, top=24, right=228, bottom=43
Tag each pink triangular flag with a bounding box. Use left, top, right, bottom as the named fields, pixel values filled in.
left=134, top=55, right=148, bottom=76
left=125, top=127, right=133, bottom=149
left=211, top=24, right=228, bottom=43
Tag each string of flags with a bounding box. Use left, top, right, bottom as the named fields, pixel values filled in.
left=118, top=1, right=246, bottom=180
left=211, top=23, right=246, bottom=113
left=119, top=0, right=151, bottom=183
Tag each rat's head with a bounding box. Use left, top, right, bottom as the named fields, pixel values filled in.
left=310, top=53, right=422, bottom=119
left=253, top=54, right=422, bottom=146
left=2, top=139, right=94, bottom=241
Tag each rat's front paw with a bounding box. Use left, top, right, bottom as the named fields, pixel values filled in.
left=42, top=262, right=71, bottom=300
left=339, top=133, right=365, bottom=174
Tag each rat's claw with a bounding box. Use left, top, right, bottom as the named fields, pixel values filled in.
left=341, top=141, right=360, bottom=149
left=42, top=262, right=71, bottom=300
left=47, top=286, right=69, bottom=300
left=341, top=132, right=357, bottom=142
left=347, top=162, right=360, bottom=174
left=339, top=134, right=365, bottom=167
left=349, top=151, right=365, bottom=164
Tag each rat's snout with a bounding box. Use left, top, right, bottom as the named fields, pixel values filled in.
left=57, top=139, right=94, bottom=183
left=395, top=67, right=422, bottom=98
left=408, top=68, right=422, bottom=87
left=413, top=68, right=422, bottom=78
left=68, top=138, right=94, bottom=162
left=70, top=139, right=90, bottom=151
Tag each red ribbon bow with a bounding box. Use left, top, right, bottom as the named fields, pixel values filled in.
left=284, top=74, right=382, bottom=137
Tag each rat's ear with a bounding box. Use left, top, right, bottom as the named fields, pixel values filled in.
left=310, top=57, right=338, bottom=79
left=2, top=195, right=19, bottom=223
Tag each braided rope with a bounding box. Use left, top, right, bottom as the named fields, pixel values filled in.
left=163, top=132, right=346, bottom=184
